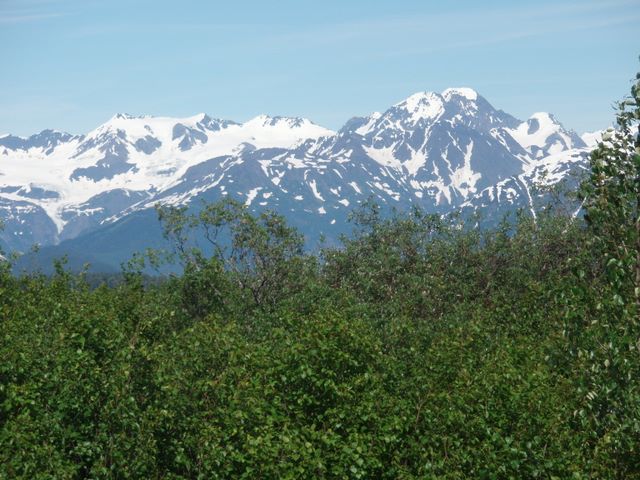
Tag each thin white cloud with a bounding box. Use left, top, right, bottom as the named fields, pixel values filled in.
left=0, top=0, right=74, bottom=24
left=252, top=0, right=640, bottom=51
left=369, top=13, right=640, bottom=60
left=0, top=12, right=64, bottom=23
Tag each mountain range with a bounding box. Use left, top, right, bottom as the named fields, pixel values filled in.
left=0, top=88, right=599, bottom=271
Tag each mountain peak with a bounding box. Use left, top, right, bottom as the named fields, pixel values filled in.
left=394, top=91, right=444, bottom=122
left=188, top=113, right=210, bottom=123
left=0, top=129, right=77, bottom=153
left=530, top=112, right=557, bottom=122
left=442, top=87, right=478, bottom=101
left=506, top=111, right=585, bottom=157
left=246, top=115, right=316, bottom=129
left=112, top=113, right=142, bottom=121
left=389, top=88, right=486, bottom=125
left=581, top=130, right=604, bottom=148
left=245, top=114, right=275, bottom=126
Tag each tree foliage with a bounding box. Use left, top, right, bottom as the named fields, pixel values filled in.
left=2, top=65, right=640, bottom=480
left=573, top=66, right=640, bottom=476
left=582, top=69, right=640, bottom=311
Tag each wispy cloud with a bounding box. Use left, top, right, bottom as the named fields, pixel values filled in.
left=249, top=0, right=640, bottom=52
left=0, top=0, right=72, bottom=24
left=0, top=12, right=65, bottom=24
left=369, top=13, right=640, bottom=60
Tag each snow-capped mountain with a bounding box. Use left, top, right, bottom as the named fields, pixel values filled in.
left=0, top=113, right=333, bottom=250
left=580, top=129, right=605, bottom=148
left=0, top=88, right=595, bottom=270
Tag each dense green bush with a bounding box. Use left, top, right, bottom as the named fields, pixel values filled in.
left=1, top=200, right=637, bottom=478
left=2, top=68, right=639, bottom=480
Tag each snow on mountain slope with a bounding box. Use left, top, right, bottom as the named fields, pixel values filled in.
left=337, top=88, right=530, bottom=201
left=442, top=87, right=478, bottom=101
left=0, top=113, right=333, bottom=244
left=121, top=87, right=592, bottom=227
left=396, top=91, right=445, bottom=124
left=0, top=89, right=599, bottom=257
left=506, top=112, right=586, bottom=158
left=459, top=144, right=590, bottom=227
left=581, top=130, right=604, bottom=148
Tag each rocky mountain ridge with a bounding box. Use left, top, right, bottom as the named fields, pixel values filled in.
left=0, top=88, right=598, bottom=269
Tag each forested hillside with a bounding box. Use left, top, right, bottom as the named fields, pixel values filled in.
left=1, top=74, right=639, bottom=478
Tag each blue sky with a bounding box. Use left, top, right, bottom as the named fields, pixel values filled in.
left=1, top=0, right=638, bottom=136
